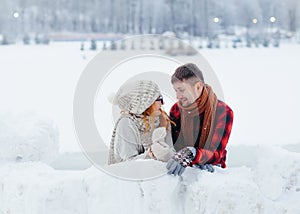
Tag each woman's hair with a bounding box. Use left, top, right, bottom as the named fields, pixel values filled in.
left=142, top=105, right=175, bottom=133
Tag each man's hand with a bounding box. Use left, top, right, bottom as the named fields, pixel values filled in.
left=194, top=164, right=215, bottom=173
left=166, top=159, right=186, bottom=176
left=166, top=147, right=196, bottom=176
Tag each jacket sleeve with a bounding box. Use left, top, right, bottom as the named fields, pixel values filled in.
left=192, top=104, right=234, bottom=168
left=114, top=118, right=148, bottom=162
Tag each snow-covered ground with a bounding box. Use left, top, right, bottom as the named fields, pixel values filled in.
left=0, top=41, right=300, bottom=213
left=0, top=146, right=299, bottom=214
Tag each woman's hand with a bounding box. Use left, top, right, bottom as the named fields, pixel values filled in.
left=152, top=127, right=167, bottom=142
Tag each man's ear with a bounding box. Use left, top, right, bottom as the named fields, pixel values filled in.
left=195, top=81, right=202, bottom=91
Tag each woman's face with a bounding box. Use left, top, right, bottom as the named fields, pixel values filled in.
left=151, top=96, right=163, bottom=111
left=151, top=100, right=162, bottom=111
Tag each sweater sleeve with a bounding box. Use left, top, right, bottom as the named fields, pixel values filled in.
left=165, top=125, right=174, bottom=148
left=165, top=126, right=176, bottom=154
left=114, top=118, right=147, bottom=162
left=192, top=103, right=234, bottom=168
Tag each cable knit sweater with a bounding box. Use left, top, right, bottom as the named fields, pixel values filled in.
left=108, top=112, right=173, bottom=165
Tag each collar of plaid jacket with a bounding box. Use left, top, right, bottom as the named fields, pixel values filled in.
left=178, top=84, right=218, bottom=149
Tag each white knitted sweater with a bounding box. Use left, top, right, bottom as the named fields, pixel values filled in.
left=108, top=113, right=173, bottom=165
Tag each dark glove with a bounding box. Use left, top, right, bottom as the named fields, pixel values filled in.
left=166, top=147, right=196, bottom=176
left=194, top=164, right=215, bottom=173
left=166, top=159, right=186, bottom=176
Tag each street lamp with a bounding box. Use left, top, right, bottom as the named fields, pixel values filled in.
left=211, top=17, right=221, bottom=48
left=249, top=18, right=259, bottom=47
left=11, top=11, right=20, bottom=42
left=13, top=11, right=19, bottom=19
left=269, top=16, right=276, bottom=23
left=213, top=17, right=220, bottom=23
left=269, top=16, right=279, bottom=47
left=252, top=18, right=258, bottom=24
left=269, top=16, right=276, bottom=33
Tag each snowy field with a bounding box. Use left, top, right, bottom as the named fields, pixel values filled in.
left=0, top=41, right=300, bottom=213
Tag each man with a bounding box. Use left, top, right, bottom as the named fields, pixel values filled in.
left=166, top=63, right=234, bottom=176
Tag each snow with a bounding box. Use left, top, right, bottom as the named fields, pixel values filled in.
left=0, top=162, right=87, bottom=214
left=200, top=44, right=300, bottom=146
left=1, top=42, right=300, bottom=213
left=0, top=111, right=59, bottom=163
left=1, top=42, right=300, bottom=152
left=0, top=145, right=299, bottom=213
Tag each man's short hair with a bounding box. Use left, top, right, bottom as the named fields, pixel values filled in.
left=171, top=63, right=205, bottom=85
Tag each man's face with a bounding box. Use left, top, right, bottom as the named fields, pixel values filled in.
left=173, top=80, right=203, bottom=107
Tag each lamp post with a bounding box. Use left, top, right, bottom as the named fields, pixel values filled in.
left=269, top=16, right=279, bottom=47
left=251, top=18, right=259, bottom=47
left=252, top=18, right=258, bottom=25
left=269, top=16, right=276, bottom=33
left=263, top=16, right=276, bottom=47
left=12, top=11, right=20, bottom=42
left=247, top=18, right=258, bottom=48
left=213, top=17, right=220, bottom=24
left=269, top=16, right=276, bottom=23
left=213, top=17, right=221, bottom=36
left=13, top=11, right=20, bottom=19
left=213, top=16, right=220, bottom=36
left=212, top=17, right=220, bottom=48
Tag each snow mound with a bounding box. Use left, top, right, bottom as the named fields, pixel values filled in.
left=102, top=159, right=167, bottom=180
left=0, top=111, right=59, bottom=164
left=85, top=146, right=300, bottom=214
left=0, top=145, right=299, bottom=214
left=0, top=162, right=87, bottom=214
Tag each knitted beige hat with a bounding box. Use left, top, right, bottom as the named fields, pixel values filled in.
left=112, top=80, right=161, bottom=114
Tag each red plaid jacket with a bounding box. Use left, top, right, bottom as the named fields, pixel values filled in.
left=169, top=100, right=233, bottom=168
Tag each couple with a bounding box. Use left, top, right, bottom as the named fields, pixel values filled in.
left=108, top=63, right=234, bottom=176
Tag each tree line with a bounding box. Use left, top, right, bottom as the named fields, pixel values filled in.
left=0, top=0, right=299, bottom=39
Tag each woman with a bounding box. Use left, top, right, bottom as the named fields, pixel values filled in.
left=108, top=80, right=175, bottom=165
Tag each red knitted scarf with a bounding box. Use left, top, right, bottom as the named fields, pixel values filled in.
left=179, top=84, right=218, bottom=149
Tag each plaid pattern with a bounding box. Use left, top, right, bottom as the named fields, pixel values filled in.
left=170, top=100, right=234, bottom=168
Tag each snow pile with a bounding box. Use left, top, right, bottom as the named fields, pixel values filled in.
left=0, top=145, right=299, bottom=214
left=0, top=162, right=87, bottom=214
left=84, top=146, right=300, bottom=214
left=1, top=43, right=300, bottom=213
left=102, top=159, right=168, bottom=180
left=0, top=111, right=59, bottom=164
